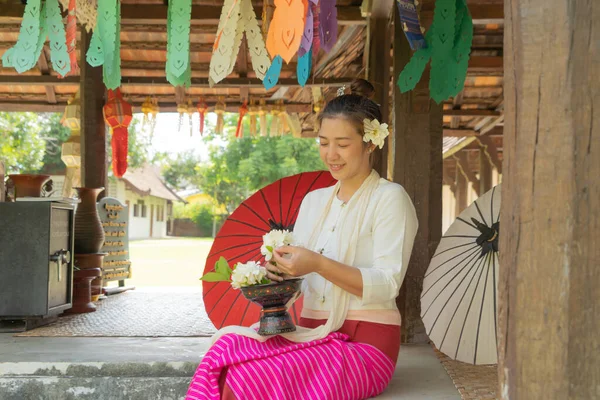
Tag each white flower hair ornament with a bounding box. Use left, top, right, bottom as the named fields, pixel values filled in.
left=363, top=118, right=390, bottom=149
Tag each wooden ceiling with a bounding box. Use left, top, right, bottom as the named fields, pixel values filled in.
left=0, top=0, right=504, bottom=170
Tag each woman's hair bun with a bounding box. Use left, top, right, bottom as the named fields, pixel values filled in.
left=350, top=79, right=375, bottom=99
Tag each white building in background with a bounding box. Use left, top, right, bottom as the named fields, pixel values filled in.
left=106, top=165, right=183, bottom=240
left=51, top=165, right=183, bottom=240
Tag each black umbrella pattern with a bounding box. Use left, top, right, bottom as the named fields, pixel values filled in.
left=421, top=184, right=501, bottom=365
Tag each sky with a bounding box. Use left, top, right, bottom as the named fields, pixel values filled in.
left=135, top=112, right=223, bottom=162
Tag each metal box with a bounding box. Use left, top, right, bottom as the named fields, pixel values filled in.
left=0, top=202, right=74, bottom=328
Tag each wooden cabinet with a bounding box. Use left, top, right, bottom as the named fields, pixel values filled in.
left=0, top=202, right=74, bottom=327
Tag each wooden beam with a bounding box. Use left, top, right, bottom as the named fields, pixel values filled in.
left=444, top=129, right=478, bottom=137
left=455, top=152, right=480, bottom=196
left=0, top=5, right=365, bottom=26
left=314, top=26, right=362, bottom=76
left=79, top=28, right=106, bottom=197
left=477, top=135, right=502, bottom=174
left=0, top=101, right=314, bottom=114
left=392, top=2, right=443, bottom=344
left=368, top=4, right=392, bottom=179
left=444, top=109, right=502, bottom=117
left=36, top=49, right=57, bottom=104
left=421, top=4, right=504, bottom=24
left=0, top=75, right=355, bottom=88
left=499, top=0, right=599, bottom=398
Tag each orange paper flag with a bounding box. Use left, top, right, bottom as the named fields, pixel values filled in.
left=266, top=0, right=308, bottom=63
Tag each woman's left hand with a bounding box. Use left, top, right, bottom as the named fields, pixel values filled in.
left=271, top=246, right=323, bottom=278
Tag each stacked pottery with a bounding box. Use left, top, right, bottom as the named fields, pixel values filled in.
left=69, top=187, right=107, bottom=310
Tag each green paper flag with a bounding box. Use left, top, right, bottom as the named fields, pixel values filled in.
left=166, top=0, right=192, bottom=87
left=397, top=0, right=473, bottom=104
left=2, top=0, right=46, bottom=74
left=46, top=0, right=70, bottom=77
left=85, top=0, right=122, bottom=90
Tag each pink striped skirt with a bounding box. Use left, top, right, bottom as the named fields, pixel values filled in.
left=186, top=319, right=400, bottom=400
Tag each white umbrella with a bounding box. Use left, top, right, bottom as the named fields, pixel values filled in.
left=421, top=184, right=501, bottom=365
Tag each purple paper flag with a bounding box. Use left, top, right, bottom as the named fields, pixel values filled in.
left=319, top=0, right=337, bottom=53
left=298, top=6, right=313, bottom=58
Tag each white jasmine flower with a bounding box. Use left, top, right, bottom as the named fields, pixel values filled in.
left=261, top=229, right=295, bottom=261
left=363, top=118, right=389, bottom=149
left=230, top=261, right=268, bottom=289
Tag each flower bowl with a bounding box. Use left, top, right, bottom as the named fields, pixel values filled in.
left=240, top=278, right=303, bottom=336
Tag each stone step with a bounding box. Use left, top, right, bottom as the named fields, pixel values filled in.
left=0, top=334, right=460, bottom=400
left=0, top=361, right=196, bottom=400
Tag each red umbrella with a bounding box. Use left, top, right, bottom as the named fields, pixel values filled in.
left=203, top=170, right=337, bottom=329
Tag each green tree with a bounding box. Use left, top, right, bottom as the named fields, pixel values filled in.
left=161, top=150, right=203, bottom=190
left=0, top=112, right=46, bottom=173
left=196, top=128, right=325, bottom=214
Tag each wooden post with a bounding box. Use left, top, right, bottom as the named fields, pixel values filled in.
left=368, top=2, right=393, bottom=179
left=479, top=147, right=493, bottom=194
left=79, top=28, right=107, bottom=196
left=499, top=0, right=599, bottom=398
left=392, top=7, right=443, bottom=344
left=454, top=161, right=468, bottom=215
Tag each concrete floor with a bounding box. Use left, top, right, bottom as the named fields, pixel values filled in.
left=0, top=333, right=460, bottom=399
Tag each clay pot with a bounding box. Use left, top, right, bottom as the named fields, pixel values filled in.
left=74, top=253, right=107, bottom=301
left=8, top=174, right=50, bottom=198
left=64, top=267, right=101, bottom=314
left=74, top=187, right=105, bottom=254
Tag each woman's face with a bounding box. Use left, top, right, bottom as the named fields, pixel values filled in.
left=318, top=117, right=372, bottom=182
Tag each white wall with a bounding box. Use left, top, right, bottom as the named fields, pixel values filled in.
left=123, top=189, right=168, bottom=240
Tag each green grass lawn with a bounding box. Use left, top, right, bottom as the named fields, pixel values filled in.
left=107, top=237, right=214, bottom=288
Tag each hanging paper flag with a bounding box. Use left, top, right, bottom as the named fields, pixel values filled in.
left=242, top=0, right=271, bottom=81
left=311, top=87, right=324, bottom=114
left=319, top=0, right=337, bottom=53
left=2, top=0, right=73, bottom=78
left=297, top=48, right=312, bottom=87
left=298, top=4, right=313, bottom=57
left=277, top=101, right=288, bottom=135
left=263, top=55, right=283, bottom=90
left=86, top=0, right=121, bottom=89
left=267, top=0, right=308, bottom=63
left=311, top=0, right=321, bottom=55
left=236, top=101, right=248, bottom=138
left=103, top=88, right=132, bottom=178
left=2, top=0, right=44, bottom=73
left=46, top=0, right=71, bottom=77
left=397, top=0, right=473, bottom=104
left=270, top=106, right=280, bottom=137
left=210, top=0, right=271, bottom=85
left=396, top=0, right=427, bottom=51
left=166, top=0, right=192, bottom=87
left=64, top=0, right=79, bottom=76
left=197, top=98, right=208, bottom=136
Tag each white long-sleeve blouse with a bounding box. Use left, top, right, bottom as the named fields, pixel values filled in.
left=293, top=178, right=418, bottom=326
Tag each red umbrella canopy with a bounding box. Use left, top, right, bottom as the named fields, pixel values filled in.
left=203, top=170, right=337, bottom=329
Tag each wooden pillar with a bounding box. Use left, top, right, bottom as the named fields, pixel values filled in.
left=454, top=161, right=468, bottom=215
left=80, top=28, right=107, bottom=196
left=392, top=6, right=443, bottom=344
left=479, top=147, right=493, bottom=194
left=499, top=0, right=599, bottom=398
left=367, top=2, right=393, bottom=179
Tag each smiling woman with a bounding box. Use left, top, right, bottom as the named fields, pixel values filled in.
left=186, top=79, right=417, bottom=400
